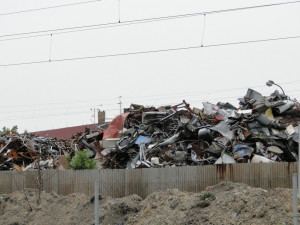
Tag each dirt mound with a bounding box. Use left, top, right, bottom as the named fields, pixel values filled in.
left=127, top=182, right=293, bottom=225
left=0, top=182, right=294, bottom=225
left=0, top=189, right=141, bottom=225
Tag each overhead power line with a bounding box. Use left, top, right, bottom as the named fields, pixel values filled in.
left=0, top=108, right=122, bottom=121
left=0, top=0, right=299, bottom=41
left=0, top=111, right=91, bottom=121
left=0, top=0, right=101, bottom=16
left=1, top=34, right=300, bottom=67
left=5, top=87, right=300, bottom=121
left=1, top=82, right=300, bottom=116
left=0, top=88, right=258, bottom=114
left=2, top=88, right=300, bottom=120
left=0, top=83, right=263, bottom=109
left=3, top=86, right=300, bottom=121
left=0, top=83, right=271, bottom=109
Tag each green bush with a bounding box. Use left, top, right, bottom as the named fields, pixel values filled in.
left=66, top=154, right=72, bottom=169
left=67, top=150, right=96, bottom=170
left=200, top=192, right=215, bottom=201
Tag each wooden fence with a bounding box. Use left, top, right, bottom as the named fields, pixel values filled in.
left=0, top=162, right=297, bottom=198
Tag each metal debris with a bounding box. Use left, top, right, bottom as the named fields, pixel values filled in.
left=2, top=87, right=300, bottom=170
left=0, top=132, right=71, bottom=170
left=97, top=88, right=300, bottom=169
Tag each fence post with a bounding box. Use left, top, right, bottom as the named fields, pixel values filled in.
left=11, top=171, right=13, bottom=193
left=298, top=132, right=300, bottom=198
left=293, top=173, right=298, bottom=225
left=57, top=170, right=60, bottom=195
left=94, top=180, right=99, bottom=225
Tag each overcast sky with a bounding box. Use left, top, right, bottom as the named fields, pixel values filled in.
left=0, top=0, right=300, bottom=132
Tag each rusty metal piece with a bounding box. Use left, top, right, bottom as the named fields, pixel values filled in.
left=7, top=150, right=18, bottom=159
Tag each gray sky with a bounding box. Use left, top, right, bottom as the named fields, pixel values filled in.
left=1, top=0, right=300, bottom=132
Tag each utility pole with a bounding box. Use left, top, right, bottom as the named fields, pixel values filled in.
left=293, top=174, right=299, bottom=225
left=94, top=108, right=95, bottom=123
left=298, top=131, right=300, bottom=199
left=118, top=96, right=122, bottom=115
left=94, top=180, right=99, bottom=225
left=37, top=147, right=42, bottom=205
left=90, top=108, right=96, bottom=124
left=91, top=105, right=102, bottom=124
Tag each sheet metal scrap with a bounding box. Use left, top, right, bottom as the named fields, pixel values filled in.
left=0, top=132, right=71, bottom=171
left=99, top=89, right=300, bottom=169
left=2, top=88, right=299, bottom=170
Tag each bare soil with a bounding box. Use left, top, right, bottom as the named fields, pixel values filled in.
left=0, top=182, right=294, bottom=225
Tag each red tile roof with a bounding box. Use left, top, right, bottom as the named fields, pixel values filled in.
left=31, top=124, right=99, bottom=140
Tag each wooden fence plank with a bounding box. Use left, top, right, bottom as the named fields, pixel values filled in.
left=1, top=162, right=298, bottom=197
left=0, top=171, right=12, bottom=194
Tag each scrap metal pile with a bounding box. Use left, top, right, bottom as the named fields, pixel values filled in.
left=0, top=125, right=108, bottom=170
left=1, top=88, right=299, bottom=171
left=0, top=132, right=72, bottom=170
left=100, top=88, right=300, bottom=169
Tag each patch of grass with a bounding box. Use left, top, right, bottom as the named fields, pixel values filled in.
left=141, top=207, right=150, bottom=218
left=226, top=182, right=234, bottom=191
left=200, top=192, right=215, bottom=201
left=192, top=200, right=210, bottom=208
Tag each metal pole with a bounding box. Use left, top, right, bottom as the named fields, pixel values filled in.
left=118, top=96, right=122, bottom=115
left=293, top=173, right=298, bottom=225
left=37, top=147, right=42, bottom=205
left=94, top=180, right=99, bottom=225
left=298, top=131, right=300, bottom=199
left=94, top=108, right=96, bottom=124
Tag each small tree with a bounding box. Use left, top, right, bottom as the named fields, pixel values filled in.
left=67, top=150, right=96, bottom=170
left=11, top=125, right=18, bottom=132
left=1, top=125, right=18, bottom=135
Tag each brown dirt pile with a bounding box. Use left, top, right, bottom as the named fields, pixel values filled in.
left=0, top=182, right=294, bottom=225
left=127, top=182, right=293, bottom=225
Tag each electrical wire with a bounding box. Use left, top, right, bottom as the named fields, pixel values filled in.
left=1, top=97, right=123, bottom=108
left=205, top=35, right=300, bottom=47
left=0, top=83, right=272, bottom=109
left=2, top=85, right=300, bottom=118
left=0, top=91, right=244, bottom=115
left=1, top=79, right=300, bottom=110
left=0, top=72, right=299, bottom=120
left=0, top=107, right=122, bottom=121
left=0, top=105, right=104, bottom=114
left=3, top=85, right=300, bottom=121
left=0, top=111, right=91, bottom=121
left=0, top=0, right=101, bottom=16
left=0, top=91, right=251, bottom=116
left=1, top=34, right=300, bottom=67
left=0, top=0, right=299, bottom=40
